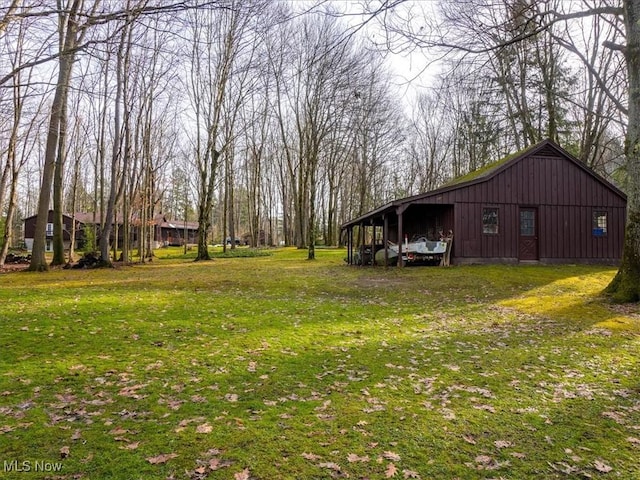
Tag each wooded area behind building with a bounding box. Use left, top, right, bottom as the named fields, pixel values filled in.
left=0, top=1, right=636, bottom=295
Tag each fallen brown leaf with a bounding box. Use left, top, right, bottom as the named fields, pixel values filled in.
left=383, top=451, right=401, bottom=462
left=318, top=462, right=342, bottom=471
left=594, top=460, right=613, bottom=473
left=60, top=446, right=70, bottom=458
left=462, top=434, right=476, bottom=444
left=196, top=423, right=213, bottom=434
left=146, top=453, right=178, bottom=465
left=494, top=440, right=512, bottom=449
left=209, top=457, right=232, bottom=470
left=301, top=452, right=322, bottom=461
left=475, top=455, right=493, bottom=465
left=234, top=468, right=250, bottom=480
left=403, top=470, right=420, bottom=479
left=385, top=462, right=398, bottom=478
left=347, top=453, right=370, bottom=463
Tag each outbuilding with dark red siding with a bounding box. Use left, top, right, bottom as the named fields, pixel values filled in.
left=342, top=139, right=627, bottom=266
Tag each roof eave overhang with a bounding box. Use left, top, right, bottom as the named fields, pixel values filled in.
left=340, top=201, right=399, bottom=230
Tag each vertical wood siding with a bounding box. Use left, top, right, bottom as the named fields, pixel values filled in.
left=341, top=141, right=626, bottom=265
left=418, top=152, right=626, bottom=262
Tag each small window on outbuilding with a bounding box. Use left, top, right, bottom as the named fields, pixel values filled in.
left=592, top=211, right=607, bottom=236
left=482, top=207, right=499, bottom=234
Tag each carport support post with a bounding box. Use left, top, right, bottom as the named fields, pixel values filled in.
left=359, top=222, right=364, bottom=265
left=383, top=214, right=389, bottom=267
left=371, top=221, right=376, bottom=266
left=350, top=227, right=354, bottom=265
left=397, top=208, right=404, bottom=267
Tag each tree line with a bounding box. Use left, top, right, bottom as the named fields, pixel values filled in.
left=0, top=1, right=635, bottom=299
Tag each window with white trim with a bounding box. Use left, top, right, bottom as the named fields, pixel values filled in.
left=592, top=211, right=607, bottom=236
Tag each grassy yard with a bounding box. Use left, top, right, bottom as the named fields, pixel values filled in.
left=1, top=247, right=639, bottom=479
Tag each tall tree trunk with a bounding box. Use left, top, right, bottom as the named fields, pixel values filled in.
left=67, top=149, right=81, bottom=263
left=28, top=0, right=80, bottom=272
left=0, top=64, right=23, bottom=267
left=0, top=160, right=8, bottom=220
left=144, top=165, right=154, bottom=259
left=195, top=148, right=220, bottom=261
left=222, top=174, right=228, bottom=253
left=51, top=86, right=69, bottom=266
left=0, top=128, right=19, bottom=268
left=99, top=21, right=128, bottom=265
left=226, top=149, right=236, bottom=250
left=605, top=0, right=640, bottom=302
left=0, top=181, right=18, bottom=268
left=307, top=162, right=317, bottom=260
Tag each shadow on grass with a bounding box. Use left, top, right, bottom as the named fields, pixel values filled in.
left=2, top=300, right=639, bottom=478
left=1, top=256, right=639, bottom=478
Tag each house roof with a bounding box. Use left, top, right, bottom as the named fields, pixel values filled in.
left=22, top=211, right=128, bottom=224
left=73, top=212, right=113, bottom=224
left=157, top=218, right=200, bottom=231
left=24, top=211, right=199, bottom=231
left=341, top=139, right=627, bottom=229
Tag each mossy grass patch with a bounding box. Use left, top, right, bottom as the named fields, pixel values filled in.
left=1, top=248, right=639, bottom=478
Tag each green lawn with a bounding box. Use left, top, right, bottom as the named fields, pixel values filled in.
left=1, top=248, right=639, bottom=479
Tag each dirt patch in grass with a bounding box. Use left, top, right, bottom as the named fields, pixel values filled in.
left=354, top=274, right=409, bottom=288
left=0, top=264, right=28, bottom=274
left=606, top=302, right=640, bottom=318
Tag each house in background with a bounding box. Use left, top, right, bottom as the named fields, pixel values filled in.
left=342, top=139, right=627, bottom=266
left=23, top=212, right=199, bottom=252
left=23, top=211, right=85, bottom=252
left=154, top=215, right=199, bottom=247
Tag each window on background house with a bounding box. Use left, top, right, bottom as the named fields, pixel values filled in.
left=482, top=207, right=499, bottom=234
left=592, top=211, right=608, bottom=236
left=46, top=223, right=54, bottom=236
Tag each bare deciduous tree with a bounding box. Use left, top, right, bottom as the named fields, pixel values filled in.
left=0, top=17, right=46, bottom=267
left=184, top=1, right=264, bottom=261
left=29, top=0, right=91, bottom=271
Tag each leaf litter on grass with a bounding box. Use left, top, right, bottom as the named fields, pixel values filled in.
left=0, top=253, right=639, bottom=478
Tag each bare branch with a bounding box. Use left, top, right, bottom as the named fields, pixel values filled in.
left=603, top=40, right=626, bottom=53
left=552, top=33, right=628, bottom=116
left=0, top=1, right=227, bottom=87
